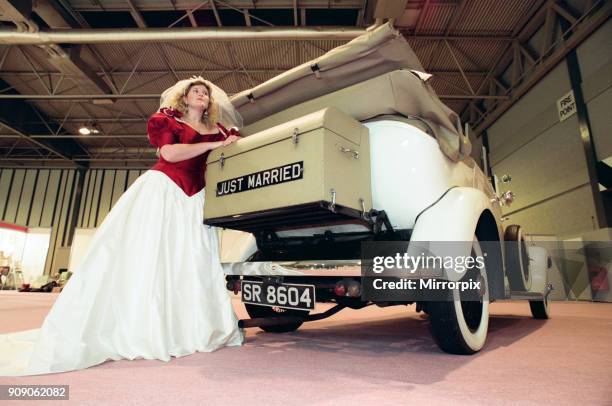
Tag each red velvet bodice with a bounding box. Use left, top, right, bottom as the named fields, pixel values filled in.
left=147, top=109, right=225, bottom=197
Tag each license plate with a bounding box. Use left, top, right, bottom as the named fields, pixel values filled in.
left=241, top=280, right=315, bottom=311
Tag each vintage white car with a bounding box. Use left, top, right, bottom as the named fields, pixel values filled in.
left=204, top=23, right=553, bottom=355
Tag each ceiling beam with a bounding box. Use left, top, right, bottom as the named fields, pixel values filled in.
left=444, top=40, right=475, bottom=95
left=186, top=10, right=198, bottom=27
left=210, top=0, right=223, bottom=26
left=473, top=0, right=612, bottom=135
left=32, top=0, right=74, bottom=28
left=53, top=1, right=364, bottom=12
left=552, top=1, right=579, bottom=24
left=0, top=27, right=367, bottom=44
left=213, top=0, right=275, bottom=26
left=0, top=0, right=94, bottom=165
left=459, top=0, right=548, bottom=120
left=126, top=0, right=147, bottom=28
left=26, top=0, right=117, bottom=101
left=0, top=121, right=74, bottom=162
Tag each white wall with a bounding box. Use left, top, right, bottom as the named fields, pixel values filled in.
left=0, top=168, right=147, bottom=276
left=68, top=228, right=97, bottom=273
left=486, top=20, right=611, bottom=237
left=19, top=228, right=51, bottom=284
left=577, top=19, right=612, bottom=161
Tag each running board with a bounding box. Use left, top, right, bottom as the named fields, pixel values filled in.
left=509, top=283, right=553, bottom=301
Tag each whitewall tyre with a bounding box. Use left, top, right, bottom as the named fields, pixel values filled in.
left=428, top=238, right=490, bottom=355
left=529, top=296, right=550, bottom=319
left=504, top=225, right=532, bottom=291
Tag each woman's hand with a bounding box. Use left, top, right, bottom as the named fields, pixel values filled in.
left=217, top=123, right=242, bottom=138
left=223, top=135, right=240, bottom=146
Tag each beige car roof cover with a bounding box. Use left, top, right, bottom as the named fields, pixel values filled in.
left=231, top=23, right=471, bottom=161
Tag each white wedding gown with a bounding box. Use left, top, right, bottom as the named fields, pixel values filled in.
left=0, top=170, right=243, bottom=376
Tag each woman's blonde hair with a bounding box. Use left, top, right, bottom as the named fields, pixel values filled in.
left=163, top=80, right=219, bottom=126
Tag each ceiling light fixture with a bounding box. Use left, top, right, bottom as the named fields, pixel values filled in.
left=78, top=126, right=91, bottom=135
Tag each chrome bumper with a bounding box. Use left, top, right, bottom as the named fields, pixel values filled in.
left=222, top=260, right=362, bottom=276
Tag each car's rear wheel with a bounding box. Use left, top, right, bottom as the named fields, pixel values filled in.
left=428, top=238, right=490, bottom=355
left=504, top=225, right=531, bottom=291
left=244, top=304, right=308, bottom=333
left=529, top=296, right=550, bottom=319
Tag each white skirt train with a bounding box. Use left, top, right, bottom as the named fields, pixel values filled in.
left=0, top=170, right=243, bottom=376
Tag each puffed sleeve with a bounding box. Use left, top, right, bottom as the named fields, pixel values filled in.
left=147, top=112, right=178, bottom=148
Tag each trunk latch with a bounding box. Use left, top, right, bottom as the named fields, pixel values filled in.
left=292, top=127, right=299, bottom=145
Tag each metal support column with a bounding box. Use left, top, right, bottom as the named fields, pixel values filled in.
left=560, top=18, right=608, bottom=228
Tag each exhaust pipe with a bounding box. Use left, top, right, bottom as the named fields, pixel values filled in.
left=239, top=304, right=346, bottom=328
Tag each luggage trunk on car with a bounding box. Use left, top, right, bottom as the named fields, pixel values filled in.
left=204, top=107, right=371, bottom=233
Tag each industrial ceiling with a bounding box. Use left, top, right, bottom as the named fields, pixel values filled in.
left=0, top=0, right=608, bottom=167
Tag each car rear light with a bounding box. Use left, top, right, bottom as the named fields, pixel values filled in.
left=347, top=281, right=361, bottom=297
left=334, top=281, right=346, bottom=296
left=226, top=278, right=242, bottom=293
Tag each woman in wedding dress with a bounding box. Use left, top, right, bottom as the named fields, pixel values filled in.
left=0, top=77, right=244, bottom=376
